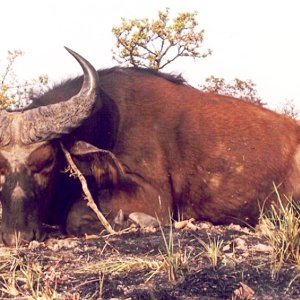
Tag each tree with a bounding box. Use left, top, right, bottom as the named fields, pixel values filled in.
left=0, top=50, right=48, bottom=109
left=112, top=8, right=211, bottom=70
left=277, top=99, right=299, bottom=120
left=200, top=75, right=265, bottom=106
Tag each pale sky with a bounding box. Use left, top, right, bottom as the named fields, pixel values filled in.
left=1, top=0, right=300, bottom=110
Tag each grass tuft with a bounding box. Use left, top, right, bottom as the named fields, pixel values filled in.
left=156, top=216, right=190, bottom=282
left=197, top=235, right=223, bottom=270
left=258, top=184, right=300, bottom=278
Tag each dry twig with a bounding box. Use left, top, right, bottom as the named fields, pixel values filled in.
left=60, top=142, right=116, bottom=234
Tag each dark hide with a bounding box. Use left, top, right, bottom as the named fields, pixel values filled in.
left=29, top=67, right=300, bottom=231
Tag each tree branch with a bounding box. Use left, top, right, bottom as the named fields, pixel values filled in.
left=60, top=142, right=116, bottom=235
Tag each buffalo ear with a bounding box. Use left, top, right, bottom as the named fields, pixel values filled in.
left=68, top=140, right=102, bottom=156
left=65, top=140, right=125, bottom=186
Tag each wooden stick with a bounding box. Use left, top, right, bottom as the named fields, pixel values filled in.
left=60, top=142, right=116, bottom=234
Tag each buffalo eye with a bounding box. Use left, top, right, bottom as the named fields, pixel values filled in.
left=0, top=155, right=8, bottom=190
left=0, top=174, right=5, bottom=191
left=30, top=156, right=55, bottom=174
left=28, top=145, right=56, bottom=175
left=0, top=166, right=6, bottom=177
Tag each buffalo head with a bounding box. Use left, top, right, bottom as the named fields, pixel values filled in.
left=0, top=48, right=100, bottom=246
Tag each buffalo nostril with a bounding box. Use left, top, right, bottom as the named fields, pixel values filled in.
left=1, top=232, right=21, bottom=247
left=1, top=230, right=35, bottom=247
left=34, top=229, right=47, bottom=243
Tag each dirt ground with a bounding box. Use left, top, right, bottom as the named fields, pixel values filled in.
left=1, top=218, right=300, bottom=300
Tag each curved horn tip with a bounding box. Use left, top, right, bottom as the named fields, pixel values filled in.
left=64, top=47, right=99, bottom=86
left=64, top=47, right=85, bottom=63
left=64, top=46, right=77, bottom=56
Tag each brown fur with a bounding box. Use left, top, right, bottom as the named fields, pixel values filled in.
left=84, top=69, right=300, bottom=226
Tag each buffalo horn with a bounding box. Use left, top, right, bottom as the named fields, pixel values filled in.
left=0, top=110, right=12, bottom=146
left=21, top=47, right=100, bottom=144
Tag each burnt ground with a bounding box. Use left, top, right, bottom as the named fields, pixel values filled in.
left=0, top=219, right=300, bottom=300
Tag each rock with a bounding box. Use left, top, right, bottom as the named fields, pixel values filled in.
left=128, top=212, right=159, bottom=228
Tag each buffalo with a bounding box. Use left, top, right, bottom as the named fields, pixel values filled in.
left=0, top=48, right=300, bottom=246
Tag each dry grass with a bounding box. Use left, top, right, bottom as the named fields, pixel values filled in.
left=0, top=221, right=299, bottom=299
left=76, top=255, right=161, bottom=276
left=197, top=235, right=224, bottom=270
left=2, top=188, right=300, bottom=298
left=156, top=216, right=191, bottom=282
left=258, top=184, right=300, bottom=278
left=0, top=252, right=59, bottom=299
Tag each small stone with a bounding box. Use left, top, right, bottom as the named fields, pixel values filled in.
left=233, top=237, right=247, bottom=250
left=187, top=219, right=198, bottom=231
left=233, top=282, right=255, bottom=299
left=227, top=224, right=243, bottom=231
left=141, top=226, right=157, bottom=233
left=174, top=220, right=189, bottom=229
left=251, top=243, right=272, bottom=253
left=28, top=240, right=44, bottom=249
left=222, top=244, right=231, bottom=252
left=197, top=222, right=213, bottom=230
left=46, top=238, right=79, bottom=251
